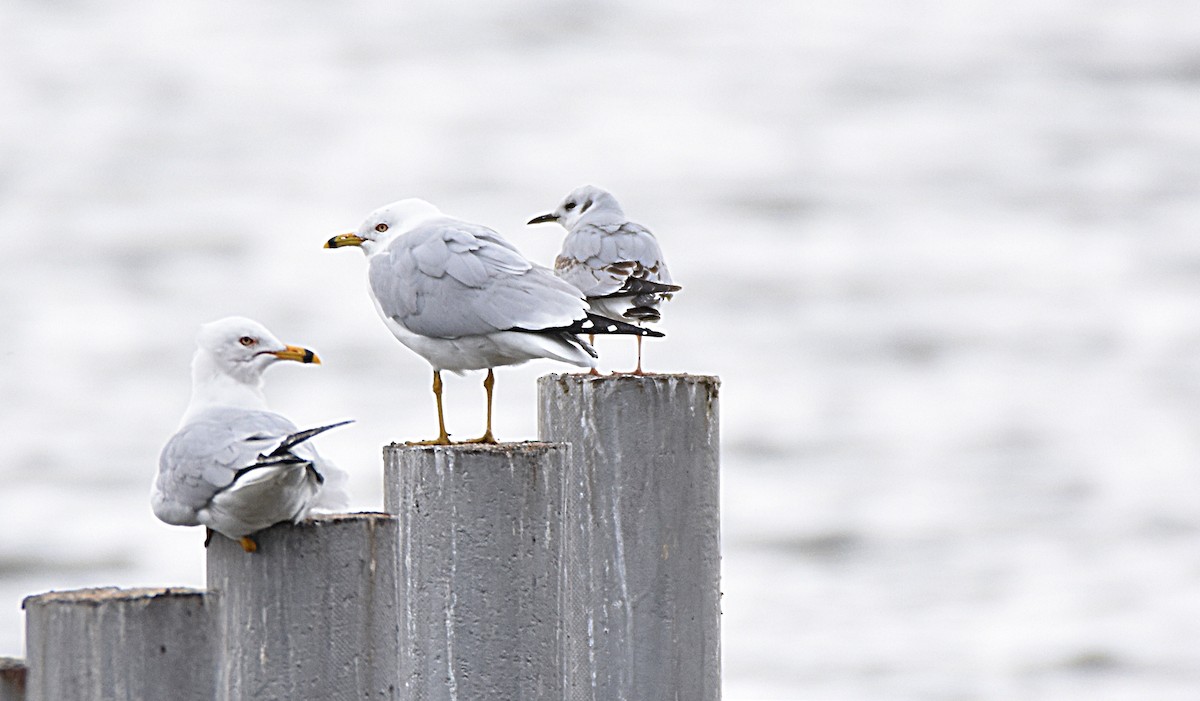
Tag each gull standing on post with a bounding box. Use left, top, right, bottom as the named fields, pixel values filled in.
left=151, top=317, right=352, bottom=553
left=528, top=185, right=680, bottom=374
left=325, top=198, right=663, bottom=445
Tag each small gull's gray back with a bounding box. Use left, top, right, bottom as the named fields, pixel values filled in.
left=528, top=185, right=679, bottom=373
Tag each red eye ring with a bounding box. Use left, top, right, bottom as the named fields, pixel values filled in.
left=238, top=336, right=256, bottom=347
left=375, top=223, right=389, bottom=233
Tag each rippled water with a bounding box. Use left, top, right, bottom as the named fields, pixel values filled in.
left=3, top=1, right=1200, bottom=698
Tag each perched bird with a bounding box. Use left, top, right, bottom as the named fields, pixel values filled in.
left=151, top=317, right=351, bottom=553
left=325, top=198, right=663, bottom=445
left=528, top=185, right=679, bottom=374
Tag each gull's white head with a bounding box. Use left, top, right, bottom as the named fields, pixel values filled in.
left=194, top=316, right=320, bottom=385
left=325, top=198, right=443, bottom=255
left=181, top=317, right=320, bottom=423
left=527, top=185, right=624, bottom=232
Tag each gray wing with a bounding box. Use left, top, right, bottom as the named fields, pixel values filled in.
left=152, top=408, right=299, bottom=525
left=369, top=218, right=588, bottom=338
left=555, top=221, right=674, bottom=298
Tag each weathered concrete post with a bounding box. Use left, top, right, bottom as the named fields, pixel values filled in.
left=0, top=657, right=26, bottom=701
left=22, top=587, right=212, bottom=701
left=206, top=513, right=400, bottom=701
left=538, top=373, right=721, bottom=701
left=383, top=443, right=569, bottom=700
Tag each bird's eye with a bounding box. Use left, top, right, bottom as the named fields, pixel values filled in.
left=564, top=202, right=577, bottom=211
left=238, top=336, right=256, bottom=347
left=375, top=223, right=389, bottom=233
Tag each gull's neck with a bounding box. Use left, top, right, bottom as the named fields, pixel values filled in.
left=180, top=350, right=269, bottom=425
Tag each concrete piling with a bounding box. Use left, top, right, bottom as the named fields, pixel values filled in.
left=205, top=513, right=400, bottom=701
left=383, top=443, right=569, bottom=701
left=538, top=373, right=722, bottom=701
left=15, top=372, right=722, bottom=699
left=22, top=587, right=212, bottom=701
left=0, top=657, right=26, bottom=701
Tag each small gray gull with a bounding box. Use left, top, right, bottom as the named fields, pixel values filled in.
left=325, top=198, right=662, bottom=445
left=151, top=317, right=351, bottom=552
left=528, top=185, right=679, bottom=374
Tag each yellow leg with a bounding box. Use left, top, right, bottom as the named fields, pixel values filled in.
left=465, top=369, right=498, bottom=444
left=409, top=370, right=453, bottom=445
left=239, top=536, right=258, bottom=553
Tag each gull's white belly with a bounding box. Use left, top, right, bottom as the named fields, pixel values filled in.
left=375, top=307, right=594, bottom=372
left=199, top=463, right=321, bottom=538
left=588, top=295, right=637, bottom=321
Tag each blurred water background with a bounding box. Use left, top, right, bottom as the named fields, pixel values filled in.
left=3, top=1, right=1200, bottom=698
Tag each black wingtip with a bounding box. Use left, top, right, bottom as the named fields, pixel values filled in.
left=567, top=332, right=600, bottom=358
left=271, top=419, right=355, bottom=456
left=622, top=306, right=663, bottom=323
left=511, top=313, right=665, bottom=342
left=599, top=278, right=682, bottom=298
left=577, top=312, right=665, bottom=337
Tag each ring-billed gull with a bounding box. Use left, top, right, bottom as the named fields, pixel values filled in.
left=528, top=185, right=679, bottom=374
left=151, top=317, right=351, bottom=553
left=325, top=198, right=664, bottom=445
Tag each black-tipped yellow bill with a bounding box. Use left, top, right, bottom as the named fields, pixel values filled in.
left=325, top=233, right=365, bottom=249
left=526, top=213, right=558, bottom=225
left=271, top=345, right=321, bottom=364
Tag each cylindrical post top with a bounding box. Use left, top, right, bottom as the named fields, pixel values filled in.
left=384, top=441, right=566, bottom=456
left=537, top=370, right=722, bottom=700
left=23, top=587, right=205, bottom=609
left=205, top=511, right=401, bottom=701
left=384, top=439, right=570, bottom=701
left=23, top=585, right=214, bottom=701
left=540, top=372, right=720, bottom=390
left=282, top=511, right=393, bottom=527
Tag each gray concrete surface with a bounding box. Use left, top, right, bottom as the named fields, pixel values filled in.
left=538, top=373, right=722, bottom=701
left=0, top=657, right=25, bottom=701
left=384, top=443, right=569, bottom=701
left=206, top=513, right=400, bottom=701
left=22, top=587, right=212, bottom=701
